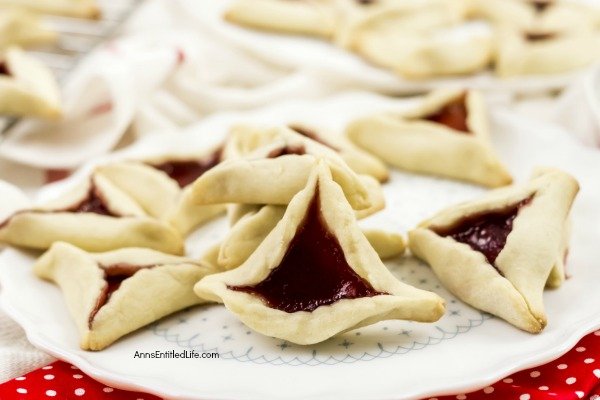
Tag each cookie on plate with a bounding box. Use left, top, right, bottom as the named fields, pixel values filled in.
left=346, top=89, right=512, bottom=187
left=409, top=168, right=578, bottom=332
left=195, top=161, right=444, bottom=344
left=34, top=242, right=216, bottom=350
left=215, top=203, right=405, bottom=270
left=190, top=125, right=385, bottom=215
left=97, top=145, right=225, bottom=236
left=0, top=170, right=184, bottom=254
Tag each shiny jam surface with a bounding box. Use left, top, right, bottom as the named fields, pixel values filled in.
left=267, top=144, right=306, bottom=158
left=68, top=184, right=116, bottom=216
left=424, top=94, right=470, bottom=134
left=88, top=264, right=152, bottom=327
left=151, top=149, right=221, bottom=188
left=434, top=198, right=532, bottom=266
left=0, top=183, right=115, bottom=228
left=288, top=125, right=339, bottom=151
left=229, top=189, right=385, bottom=313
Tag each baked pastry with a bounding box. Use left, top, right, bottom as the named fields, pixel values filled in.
left=338, top=0, right=490, bottom=78
left=409, top=168, right=579, bottom=333
left=0, top=47, right=61, bottom=119
left=346, top=89, right=513, bottom=187
left=471, top=0, right=598, bottom=32
left=224, top=123, right=389, bottom=182
left=195, top=161, right=444, bottom=344
left=288, top=124, right=389, bottom=182
left=0, top=171, right=184, bottom=254
left=494, top=26, right=599, bottom=77
left=191, top=125, right=385, bottom=213
left=0, top=0, right=101, bottom=19
left=0, top=9, right=57, bottom=49
left=34, top=242, right=216, bottom=350
left=336, top=0, right=469, bottom=47
left=224, top=0, right=336, bottom=38
left=96, top=146, right=225, bottom=235
left=217, top=204, right=405, bottom=270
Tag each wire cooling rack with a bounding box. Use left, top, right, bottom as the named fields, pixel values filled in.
left=0, top=0, right=143, bottom=134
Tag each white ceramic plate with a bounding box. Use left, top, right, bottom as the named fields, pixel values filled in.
left=2, top=93, right=600, bottom=400
left=180, top=0, right=600, bottom=95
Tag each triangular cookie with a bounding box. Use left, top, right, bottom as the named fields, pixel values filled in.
left=288, top=124, right=389, bottom=182
left=224, top=123, right=389, bottom=182
left=195, top=161, right=444, bottom=345
left=224, top=0, right=336, bottom=38
left=34, top=242, right=216, bottom=350
left=216, top=204, right=406, bottom=270
left=0, top=0, right=101, bottom=19
left=409, top=168, right=578, bottom=332
left=471, top=0, right=598, bottom=32
left=343, top=4, right=490, bottom=78
left=0, top=47, right=61, bottom=119
left=0, top=9, right=57, bottom=49
left=97, top=145, right=225, bottom=235
left=346, top=89, right=513, bottom=187
left=0, top=170, right=184, bottom=254
left=495, top=26, right=598, bottom=77
left=190, top=125, right=385, bottom=214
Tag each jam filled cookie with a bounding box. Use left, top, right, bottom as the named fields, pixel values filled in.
left=346, top=89, right=512, bottom=187
left=190, top=125, right=385, bottom=213
left=224, top=123, right=389, bottom=182
left=216, top=204, right=405, bottom=270
left=97, top=145, right=225, bottom=236
left=34, top=242, right=217, bottom=350
left=409, top=168, right=578, bottom=333
left=0, top=171, right=184, bottom=254
left=494, top=26, right=598, bottom=77
left=195, top=161, right=444, bottom=344
left=0, top=47, right=61, bottom=119
left=338, top=0, right=490, bottom=77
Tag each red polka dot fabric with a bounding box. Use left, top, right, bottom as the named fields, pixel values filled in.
left=0, top=361, right=160, bottom=400
left=1, top=330, right=599, bottom=400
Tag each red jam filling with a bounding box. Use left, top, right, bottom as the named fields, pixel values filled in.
left=530, top=0, right=553, bottom=12
left=0, top=183, right=115, bottom=229
left=88, top=263, right=152, bottom=327
left=424, top=94, right=471, bottom=134
left=267, top=144, right=306, bottom=158
left=525, top=31, right=557, bottom=42
left=67, top=184, right=116, bottom=216
left=0, top=62, right=10, bottom=76
left=289, top=125, right=340, bottom=151
left=434, top=197, right=533, bottom=266
left=150, top=149, right=222, bottom=188
left=229, top=189, right=385, bottom=313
